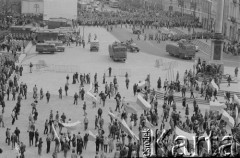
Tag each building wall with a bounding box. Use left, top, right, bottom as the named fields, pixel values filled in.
left=161, top=0, right=239, bottom=42
left=21, top=0, right=44, bottom=14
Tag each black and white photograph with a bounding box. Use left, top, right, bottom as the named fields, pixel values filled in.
left=0, top=0, right=240, bottom=157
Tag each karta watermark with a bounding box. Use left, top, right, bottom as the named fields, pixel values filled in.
left=141, top=128, right=239, bottom=157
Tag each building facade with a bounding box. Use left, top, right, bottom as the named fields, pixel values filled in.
left=21, top=0, right=44, bottom=14
left=160, top=0, right=240, bottom=42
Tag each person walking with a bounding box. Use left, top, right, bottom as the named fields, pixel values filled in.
left=74, top=92, right=79, bottom=105
left=40, top=88, right=44, bottom=100
left=46, top=91, right=50, bottom=103
left=0, top=112, right=4, bottom=127
left=227, top=75, right=231, bottom=87
left=38, top=137, right=43, bottom=156
left=28, top=129, right=34, bottom=146
left=125, top=77, right=129, bottom=89
left=84, top=116, right=89, bottom=131
left=63, top=140, right=70, bottom=158
left=108, top=67, right=112, bottom=77
left=83, top=133, right=89, bottom=150
left=65, top=83, right=69, bottom=96
left=34, top=129, right=39, bottom=147
left=58, top=87, right=62, bottom=99
left=46, top=134, right=51, bottom=153
left=235, top=67, right=238, bottom=77
left=29, top=62, right=33, bottom=73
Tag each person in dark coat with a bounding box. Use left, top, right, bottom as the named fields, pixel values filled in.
left=133, top=84, right=137, bottom=96
left=157, top=77, right=161, bottom=89
left=76, top=138, right=83, bottom=155
left=63, top=140, right=70, bottom=158
left=96, top=136, right=100, bottom=153
left=35, top=129, right=39, bottom=147
left=46, top=91, right=50, bottom=103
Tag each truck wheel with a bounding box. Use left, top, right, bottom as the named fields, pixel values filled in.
left=189, top=57, right=192, bottom=60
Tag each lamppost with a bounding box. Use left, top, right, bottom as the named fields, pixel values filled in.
left=207, top=0, right=212, bottom=32
left=210, top=0, right=224, bottom=70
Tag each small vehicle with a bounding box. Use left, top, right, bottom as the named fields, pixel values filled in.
left=166, top=41, right=196, bottom=59
left=132, top=28, right=141, bottom=34
left=109, top=42, right=127, bottom=62
left=44, top=40, right=65, bottom=52
left=90, top=39, right=99, bottom=51
left=36, top=43, right=56, bottom=54
left=125, top=41, right=139, bottom=52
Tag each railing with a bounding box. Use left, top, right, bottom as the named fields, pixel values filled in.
left=21, top=62, right=132, bottom=77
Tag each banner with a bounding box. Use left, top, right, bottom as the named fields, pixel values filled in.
left=211, top=79, right=219, bottom=92
left=136, top=94, right=151, bottom=111
left=108, top=111, right=121, bottom=122
left=88, top=83, right=93, bottom=92
left=145, top=119, right=154, bottom=128
left=88, top=130, right=96, bottom=142
left=210, top=100, right=226, bottom=111
left=124, top=104, right=137, bottom=114
left=120, top=119, right=139, bottom=141
left=137, top=81, right=146, bottom=89
left=87, top=91, right=97, bottom=101
left=52, top=124, right=60, bottom=141
left=233, top=94, right=240, bottom=106
left=221, top=109, right=235, bottom=128
left=61, top=121, right=81, bottom=131
left=236, top=106, right=239, bottom=125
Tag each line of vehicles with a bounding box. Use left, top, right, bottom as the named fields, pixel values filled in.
left=7, top=25, right=198, bottom=61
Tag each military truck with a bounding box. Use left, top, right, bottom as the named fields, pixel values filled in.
left=90, top=39, right=99, bottom=52
left=109, top=42, right=127, bottom=62
left=166, top=40, right=196, bottom=60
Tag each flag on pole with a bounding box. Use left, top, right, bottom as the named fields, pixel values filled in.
left=52, top=124, right=60, bottom=141
left=88, top=83, right=93, bottom=92
left=87, top=91, right=97, bottom=101
left=211, top=79, right=219, bottom=92
left=236, top=106, right=239, bottom=125
left=61, top=121, right=81, bottom=131
left=108, top=111, right=121, bottom=122
left=120, top=119, right=139, bottom=141
left=124, top=103, right=137, bottom=114
left=210, top=100, right=226, bottom=111
left=88, top=130, right=96, bottom=142
left=136, top=94, right=151, bottom=111
left=221, top=109, right=235, bottom=128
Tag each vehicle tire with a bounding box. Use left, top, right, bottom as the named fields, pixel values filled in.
left=189, top=57, right=192, bottom=60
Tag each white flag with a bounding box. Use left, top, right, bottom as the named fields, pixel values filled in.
left=61, top=121, right=81, bottom=131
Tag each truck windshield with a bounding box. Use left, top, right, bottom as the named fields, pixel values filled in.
left=182, top=45, right=195, bottom=50
left=114, top=48, right=126, bottom=52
